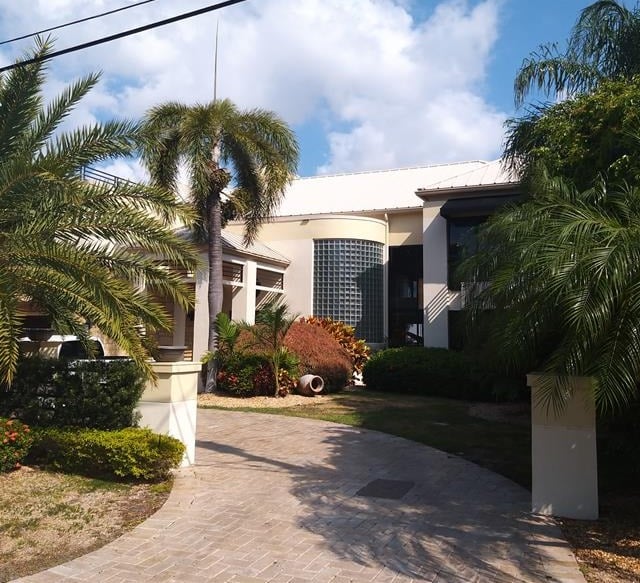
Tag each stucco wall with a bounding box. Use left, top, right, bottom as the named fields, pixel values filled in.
left=387, top=210, right=422, bottom=246
left=226, top=216, right=387, bottom=320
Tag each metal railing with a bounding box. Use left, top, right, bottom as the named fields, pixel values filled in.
left=79, top=166, right=133, bottom=187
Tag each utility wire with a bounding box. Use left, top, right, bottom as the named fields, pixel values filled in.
left=0, top=0, right=249, bottom=73
left=0, top=0, right=159, bottom=46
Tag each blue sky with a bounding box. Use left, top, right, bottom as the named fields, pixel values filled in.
left=0, top=0, right=602, bottom=178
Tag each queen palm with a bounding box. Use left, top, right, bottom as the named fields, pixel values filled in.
left=0, top=39, right=199, bottom=383
left=514, top=0, right=640, bottom=106
left=140, top=99, right=298, bottom=391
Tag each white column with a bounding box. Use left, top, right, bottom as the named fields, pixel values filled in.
left=172, top=304, right=186, bottom=346
left=137, top=362, right=201, bottom=466
left=422, top=200, right=449, bottom=348
left=528, top=374, right=598, bottom=519
left=233, top=259, right=257, bottom=324
left=192, top=257, right=209, bottom=362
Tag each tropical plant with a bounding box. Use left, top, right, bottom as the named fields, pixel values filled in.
left=300, top=316, right=370, bottom=373
left=514, top=0, right=640, bottom=107
left=241, top=299, right=299, bottom=396
left=460, top=171, right=640, bottom=414
left=505, top=76, right=640, bottom=189
left=0, top=39, right=198, bottom=383
left=140, top=99, right=299, bottom=392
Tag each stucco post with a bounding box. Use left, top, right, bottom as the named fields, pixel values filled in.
left=528, top=374, right=598, bottom=519
left=172, top=304, right=186, bottom=346
left=192, top=260, right=209, bottom=363
left=422, top=200, right=449, bottom=348
left=233, top=259, right=257, bottom=324
left=137, top=361, right=201, bottom=466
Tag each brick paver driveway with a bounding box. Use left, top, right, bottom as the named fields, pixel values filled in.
left=16, top=409, right=585, bottom=583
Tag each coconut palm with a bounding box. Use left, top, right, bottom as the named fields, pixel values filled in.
left=461, top=170, right=640, bottom=414
left=0, top=39, right=199, bottom=383
left=514, top=0, right=640, bottom=106
left=140, top=99, right=298, bottom=392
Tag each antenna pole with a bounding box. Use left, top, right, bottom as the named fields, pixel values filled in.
left=213, top=20, right=219, bottom=102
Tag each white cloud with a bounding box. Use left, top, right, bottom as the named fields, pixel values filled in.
left=0, top=0, right=507, bottom=175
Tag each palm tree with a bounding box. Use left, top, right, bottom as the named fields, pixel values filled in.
left=0, top=39, right=199, bottom=383
left=514, top=0, right=640, bottom=106
left=140, top=99, right=298, bottom=392
left=461, top=170, right=640, bottom=414
left=242, top=299, right=298, bottom=397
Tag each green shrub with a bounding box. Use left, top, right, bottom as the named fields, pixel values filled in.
left=217, top=353, right=266, bottom=396
left=363, top=347, right=500, bottom=400
left=0, top=417, right=33, bottom=472
left=598, top=401, right=640, bottom=491
left=285, top=321, right=352, bottom=392
left=27, top=427, right=184, bottom=481
left=0, top=357, right=145, bottom=429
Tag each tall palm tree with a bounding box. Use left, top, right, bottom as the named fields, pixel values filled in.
left=461, top=170, right=640, bottom=414
left=140, top=99, right=298, bottom=391
left=514, top=0, right=640, bottom=106
left=0, top=39, right=199, bottom=384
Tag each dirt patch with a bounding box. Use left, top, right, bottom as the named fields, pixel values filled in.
left=561, top=495, right=640, bottom=583
left=0, top=467, right=171, bottom=582
left=198, top=390, right=340, bottom=409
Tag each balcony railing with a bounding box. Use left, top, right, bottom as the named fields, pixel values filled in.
left=79, top=166, right=132, bottom=187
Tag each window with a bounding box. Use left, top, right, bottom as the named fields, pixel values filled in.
left=313, top=239, right=384, bottom=342
left=447, top=218, right=485, bottom=290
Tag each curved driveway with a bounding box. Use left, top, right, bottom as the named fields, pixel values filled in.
left=16, top=409, right=585, bottom=582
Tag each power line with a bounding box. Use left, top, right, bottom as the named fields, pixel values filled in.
left=0, top=0, right=249, bottom=74
left=0, top=0, right=159, bottom=46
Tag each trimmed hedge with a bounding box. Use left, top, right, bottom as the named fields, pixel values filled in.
left=27, top=427, right=184, bottom=482
left=362, top=347, right=525, bottom=401
left=0, top=357, right=145, bottom=429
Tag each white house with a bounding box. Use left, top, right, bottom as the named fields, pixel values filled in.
left=166, top=158, right=521, bottom=361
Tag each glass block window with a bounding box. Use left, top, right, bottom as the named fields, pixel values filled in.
left=313, top=239, right=384, bottom=342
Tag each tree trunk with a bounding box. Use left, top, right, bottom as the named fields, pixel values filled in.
left=204, top=191, right=224, bottom=393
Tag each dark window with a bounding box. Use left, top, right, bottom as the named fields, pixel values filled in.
left=447, top=217, right=485, bottom=290
left=388, top=245, right=423, bottom=347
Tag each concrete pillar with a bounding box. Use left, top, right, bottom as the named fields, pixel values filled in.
left=233, top=259, right=257, bottom=324
left=137, top=362, right=201, bottom=466
left=528, top=374, right=598, bottom=519
left=422, top=201, right=449, bottom=348
left=192, top=260, right=209, bottom=362
left=172, top=304, right=186, bottom=346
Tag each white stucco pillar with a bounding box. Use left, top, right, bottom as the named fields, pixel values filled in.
left=233, top=259, right=257, bottom=324
left=172, top=304, right=186, bottom=346
left=422, top=200, right=449, bottom=348
left=192, top=261, right=209, bottom=362
left=528, top=374, right=598, bottom=519
left=137, top=362, right=201, bottom=466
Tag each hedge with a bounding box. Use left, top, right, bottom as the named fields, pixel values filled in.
left=0, top=357, right=145, bottom=429
left=27, top=427, right=184, bottom=481
left=362, top=347, right=526, bottom=401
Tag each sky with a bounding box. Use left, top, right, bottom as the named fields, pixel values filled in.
left=0, top=0, right=599, bottom=179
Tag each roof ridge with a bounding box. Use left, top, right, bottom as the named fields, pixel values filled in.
left=294, top=160, right=488, bottom=181
left=425, top=159, right=505, bottom=188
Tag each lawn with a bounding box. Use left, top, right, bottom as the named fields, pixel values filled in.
left=0, top=469, right=171, bottom=582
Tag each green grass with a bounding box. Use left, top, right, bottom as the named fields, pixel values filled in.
left=201, top=391, right=532, bottom=488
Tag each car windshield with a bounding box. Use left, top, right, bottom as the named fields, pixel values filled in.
left=59, top=340, right=105, bottom=360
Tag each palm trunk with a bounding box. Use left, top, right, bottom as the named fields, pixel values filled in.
left=204, top=190, right=224, bottom=393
